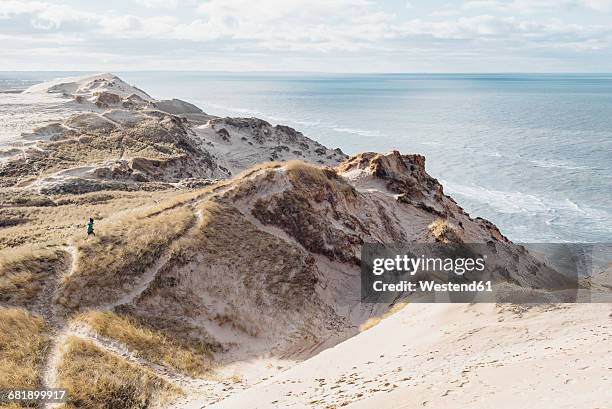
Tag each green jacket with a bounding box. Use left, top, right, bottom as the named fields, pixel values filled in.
left=87, top=222, right=94, bottom=234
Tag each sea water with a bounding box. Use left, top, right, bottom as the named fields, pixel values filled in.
left=2, top=72, right=611, bottom=243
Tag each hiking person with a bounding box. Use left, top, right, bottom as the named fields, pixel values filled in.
left=87, top=218, right=95, bottom=236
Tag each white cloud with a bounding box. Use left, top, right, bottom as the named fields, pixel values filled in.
left=581, top=0, right=612, bottom=11
left=132, top=0, right=178, bottom=9
left=431, top=9, right=461, bottom=17
left=0, top=0, right=96, bottom=29
left=96, top=0, right=396, bottom=51
left=0, top=0, right=611, bottom=71
left=463, top=0, right=612, bottom=13
left=462, top=0, right=505, bottom=11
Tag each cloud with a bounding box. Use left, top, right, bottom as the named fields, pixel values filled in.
left=92, top=0, right=397, bottom=51
left=0, top=0, right=611, bottom=71
left=0, top=0, right=96, bottom=30
left=463, top=0, right=612, bottom=13
left=132, top=0, right=178, bottom=9
left=581, top=0, right=612, bottom=11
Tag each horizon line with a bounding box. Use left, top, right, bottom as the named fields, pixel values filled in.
left=2, top=70, right=612, bottom=75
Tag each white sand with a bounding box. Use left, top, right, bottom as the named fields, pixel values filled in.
left=200, top=302, right=612, bottom=409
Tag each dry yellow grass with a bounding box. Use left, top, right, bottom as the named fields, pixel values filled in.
left=0, top=403, right=26, bottom=409
left=58, top=336, right=180, bottom=409
left=359, top=302, right=409, bottom=332
left=0, top=246, right=66, bottom=306
left=0, top=308, right=49, bottom=391
left=229, top=374, right=243, bottom=383
left=0, top=190, right=183, bottom=249
left=134, top=187, right=215, bottom=219
left=59, top=205, right=195, bottom=308
left=428, top=218, right=462, bottom=243
left=234, top=161, right=281, bottom=179
left=76, top=311, right=212, bottom=376
left=153, top=198, right=320, bottom=338
left=284, top=160, right=355, bottom=198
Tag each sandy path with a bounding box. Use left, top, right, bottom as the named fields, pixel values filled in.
left=40, top=244, right=76, bottom=409
left=96, top=204, right=203, bottom=312
left=40, top=182, right=275, bottom=408
left=70, top=323, right=211, bottom=389
left=40, top=204, right=206, bottom=406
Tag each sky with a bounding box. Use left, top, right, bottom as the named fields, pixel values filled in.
left=1, top=0, right=612, bottom=72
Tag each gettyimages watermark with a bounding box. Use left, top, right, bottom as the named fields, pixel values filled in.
left=361, top=243, right=612, bottom=303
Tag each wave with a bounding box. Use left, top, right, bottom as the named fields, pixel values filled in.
left=529, top=159, right=589, bottom=170
left=196, top=100, right=265, bottom=118
left=482, top=150, right=502, bottom=158
left=558, top=198, right=611, bottom=220
left=441, top=180, right=547, bottom=214
left=332, top=127, right=383, bottom=138
left=442, top=180, right=612, bottom=224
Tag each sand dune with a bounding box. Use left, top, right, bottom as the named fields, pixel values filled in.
left=203, top=302, right=612, bottom=409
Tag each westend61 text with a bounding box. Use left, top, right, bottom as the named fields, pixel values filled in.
left=372, top=280, right=493, bottom=293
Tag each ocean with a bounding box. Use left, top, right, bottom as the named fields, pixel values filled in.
left=2, top=72, right=611, bottom=243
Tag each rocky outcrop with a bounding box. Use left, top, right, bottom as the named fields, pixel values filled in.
left=339, top=151, right=510, bottom=243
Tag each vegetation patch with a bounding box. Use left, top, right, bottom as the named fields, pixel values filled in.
left=58, top=336, right=180, bottom=409
left=0, top=190, right=187, bottom=249
left=76, top=311, right=212, bottom=376
left=0, top=308, right=49, bottom=391
left=359, top=302, right=408, bottom=332
left=59, top=205, right=195, bottom=309
left=137, top=199, right=321, bottom=338
left=0, top=246, right=67, bottom=306
left=251, top=162, right=361, bottom=263
left=284, top=160, right=356, bottom=200
left=428, top=218, right=462, bottom=243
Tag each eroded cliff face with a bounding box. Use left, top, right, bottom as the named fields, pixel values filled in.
left=337, top=151, right=510, bottom=243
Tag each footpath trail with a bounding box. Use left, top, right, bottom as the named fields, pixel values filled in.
left=40, top=201, right=208, bottom=407
left=98, top=207, right=204, bottom=312
left=40, top=244, right=76, bottom=409
left=39, top=181, right=243, bottom=408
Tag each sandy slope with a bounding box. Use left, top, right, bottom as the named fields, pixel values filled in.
left=203, top=302, right=612, bottom=409
left=1, top=73, right=149, bottom=147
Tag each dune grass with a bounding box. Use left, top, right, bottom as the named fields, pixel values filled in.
left=58, top=336, right=180, bottom=409
left=428, top=218, right=462, bottom=243
left=284, top=160, right=356, bottom=199
left=359, top=302, right=409, bottom=332
left=0, top=403, right=27, bottom=409
left=76, top=311, right=212, bottom=376
left=59, top=205, right=195, bottom=308
left=0, top=308, right=49, bottom=391
left=153, top=198, right=320, bottom=338
left=0, top=190, right=184, bottom=249
left=0, top=246, right=66, bottom=306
